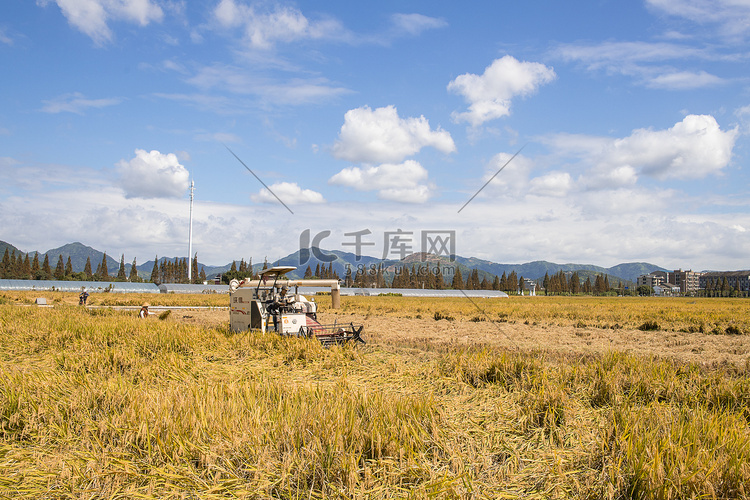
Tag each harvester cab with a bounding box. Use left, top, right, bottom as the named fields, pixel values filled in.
left=229, top=266, right=364, bottom=346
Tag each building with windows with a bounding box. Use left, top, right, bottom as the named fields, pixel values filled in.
left=636, top=271, right=667, bottom=289
left=667, top=269, right=701, bottom=294
left=653, top=283, right=681, bottom=296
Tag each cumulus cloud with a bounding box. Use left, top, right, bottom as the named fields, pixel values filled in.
left=251, top=182, right=325, bottom=205
left=600, top=114, right=737, bottom=180
left=481, top=151, right=533, bottom=195
left=213, top=0, right=346, bottom=49
left=329, top=160, right=432, bottom=203
left=331, top=105, right=455, bottom=164
left=40, top=92, right=122, bottom=114
left=39, top=0, right=164, bottom=45
left=448, top=55, right=556, bottom=127
left=544, top=115, right=737, bottom=189
left=117, top=149, right=190, bottom=199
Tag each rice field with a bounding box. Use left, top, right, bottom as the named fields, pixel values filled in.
left=1, top=292, right=749, bottom=498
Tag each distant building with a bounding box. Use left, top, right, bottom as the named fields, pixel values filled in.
left=637, top=271, right=667, bottom=289
left=699, top=271, right=750, bottom=293
left=636, top=269, right=701, bottom=295
left=667, top=269, right=701, bottom=294
left=653, top=284, right=680, bottom=296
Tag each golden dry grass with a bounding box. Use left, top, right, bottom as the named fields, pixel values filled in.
left=1, top=292, right=749, bottom=499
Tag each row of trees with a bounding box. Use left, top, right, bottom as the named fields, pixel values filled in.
left=0, top=248, right=125, bottom=282
left=700, top=277, right=748, bottom=298
left=220, top=258, right=267, bottom=284
left=332, top=263, right=620, bottom=295
left=542, top=271, right=613, bottom=295
left=0, top=248, right=207, bottom=285
left=303, top=262, right=341, bottom=281
left=149, top=255, right=206, bottom=284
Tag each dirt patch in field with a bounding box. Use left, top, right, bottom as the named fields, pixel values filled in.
left=173, top=308, right=750, bottom=368
left=356, top=315, right=750, bottom=368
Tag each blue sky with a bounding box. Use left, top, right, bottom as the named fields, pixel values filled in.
left=1, top=0, right=749, bottom=270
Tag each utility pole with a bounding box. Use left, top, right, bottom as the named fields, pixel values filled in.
left=187, top=180, right=195, bottom=282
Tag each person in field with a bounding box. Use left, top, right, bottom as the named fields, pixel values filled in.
left=139, top=303, right=151, bottom=318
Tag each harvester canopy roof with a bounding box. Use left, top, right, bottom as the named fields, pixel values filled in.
left=260, top=266, right=297, bottom=278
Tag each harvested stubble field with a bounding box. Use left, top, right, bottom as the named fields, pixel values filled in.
left=1, top=292, right=750, bottom=499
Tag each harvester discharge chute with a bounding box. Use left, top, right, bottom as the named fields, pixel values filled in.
left=229, top=266, right=364, bottom=347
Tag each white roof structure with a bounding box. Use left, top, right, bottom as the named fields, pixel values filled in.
left=0, top=279, right=160, bottom=293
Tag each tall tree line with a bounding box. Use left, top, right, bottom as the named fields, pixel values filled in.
left=0, top=248, right=207, bottom=284
left=542, top=270, right=612, bottom=295
left=150, top=256, right=206, bottom=284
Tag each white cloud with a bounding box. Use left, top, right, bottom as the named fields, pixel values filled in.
left=735, top=104, right=750, bottom=133
left=251, top=182, right=325, bottom=205
left=193, top=131, right=242, bottom=143
left=545, top=115, right=737, bottom=187
left=481, top=152, right=533, bottom=195
left=213, top=0, right=346, bottom=49
left=0, top=27, right=12, bottom=45
left=390, top=13, right=447, bottom=36
left=555, top=41, right=707, bottom=68
left=647, top=70, right=724, bottom=89
left=186, top=64, right=351, bottom=105
left=331, top=105, right=455, bottom=164
left=582, top=165, right=639, bottom=190
left=602, top=115, right=737, bottom=180
left=528, top=171, right=572, bottom=197
left=117, top=149, right=190, bottom=199
left=554, top=41, right=727, bottom=89
left=646, top=0, right=750, bottom=38
left=378, top=185, right=431, bottom=203
left=40, top=92, right=122, bottom=114
left=448, top=55, right=556, bottom=127
left=329, top=160, right=432, bottom=203
left=39, top=0, right=164, bottom=45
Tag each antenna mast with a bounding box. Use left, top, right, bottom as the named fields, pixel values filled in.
left=187, top=179, right=195, bottom=282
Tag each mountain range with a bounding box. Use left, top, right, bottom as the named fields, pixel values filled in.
left=0, top=240, right=666, bottom=284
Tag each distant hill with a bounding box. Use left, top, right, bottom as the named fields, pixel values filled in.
left=0, top=241, right=23, bottom=258
left=42, top=242, right=119, bottom=275
left=606, top=262, right=667, bottom=282
left=0, top=240, right=120, bottom=275
left=0, top=239, right=668, bottom=284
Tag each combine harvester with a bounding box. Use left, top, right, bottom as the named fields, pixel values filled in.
left=229, top=266, right=365, bottom=347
